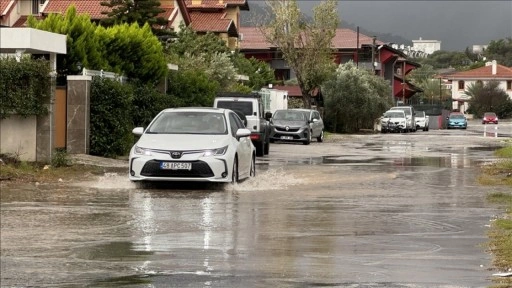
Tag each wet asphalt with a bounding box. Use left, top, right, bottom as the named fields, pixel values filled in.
left=1, top=120, right=511, bottom=288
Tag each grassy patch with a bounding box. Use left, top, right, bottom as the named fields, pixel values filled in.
left=0, top=161, right=107, bottom=183
left=482, top=144, right=512, bottom=286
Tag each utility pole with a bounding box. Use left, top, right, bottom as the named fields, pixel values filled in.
left=371, top=36, right=376, bottom=74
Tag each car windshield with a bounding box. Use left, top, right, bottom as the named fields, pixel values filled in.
left=415, top=111, right=425, bottom=117
left=215, top=101, right=253, bottom=116
left=384, top=111, right=404, bottom=118
left=450, top=114, right=465, bottom=119
left=484, top=113, right=496, bottom=117
left=146, top=111, right=227, bottom=135
left=390, top=107, right=410, bottom=115
left=273, top=110, right=307, bottom=121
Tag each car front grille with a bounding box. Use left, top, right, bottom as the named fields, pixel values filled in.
left=274, top=126, right=300, bottom=132
left=140, top=160, right=214, bottom=178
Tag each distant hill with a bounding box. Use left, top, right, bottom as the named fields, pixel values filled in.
left=241, top=1, right=412, bottom=47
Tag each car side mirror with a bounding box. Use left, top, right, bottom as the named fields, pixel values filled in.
left=265, top=112, right=272, bottom=121
left=132, top=127, right=144, bottom=136
left=236, top=128, right=251, bottom=140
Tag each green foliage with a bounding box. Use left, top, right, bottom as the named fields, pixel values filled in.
left=413, top=50, right=473, bottom=70
left=166, top=25, right=230, bottom=57
left=466, top=80, right=512, bottom=119
left=231, top=54, right=275, bottom=90
left=97, top=23, right=167, bottom=83
left=131, top=81, right=169, bottom=127
left=322, top=62, right=392, bottom=133
left=51, top=149, right=70, bottom=167
left=28, top=6, right=107, bottom=76
left=484, top=38, right=512, bottom=67
left=100, top=0, right=168, bottom=34
left=167, top=70, right=219, bottom=107
left=90, top=77, right=134, bottom=158
left=228, top=83, right=254, bottom=94
left=262, top=0, right=339, bottom=108
left=0, top=57, right=52, bottom=119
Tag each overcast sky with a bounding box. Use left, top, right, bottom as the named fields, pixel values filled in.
left=296, top=1, right=512, bottom=51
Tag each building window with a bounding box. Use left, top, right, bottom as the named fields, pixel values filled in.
left=458, top=80, right=465, bottom=90
left=275, top=69, right=290, bottom=81
left=507, top=80, right=512, bottom=90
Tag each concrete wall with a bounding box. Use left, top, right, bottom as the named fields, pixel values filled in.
left=0, top=115, right=37, bottom=161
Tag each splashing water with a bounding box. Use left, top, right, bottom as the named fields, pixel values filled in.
left=74, top=172, right=137, bottom=189
left=228, top=167, right=305, bottom=192
left=74, top=167, right=303, bottom=192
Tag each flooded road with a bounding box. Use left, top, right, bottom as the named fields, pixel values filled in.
left=1, top=128, right=510, bottom=287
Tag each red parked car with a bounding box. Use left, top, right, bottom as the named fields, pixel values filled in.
left=482, top=112, right=498, bottom=124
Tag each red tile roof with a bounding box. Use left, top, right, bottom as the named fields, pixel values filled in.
left=239, top=27, right=385, bottom=50
left=446, top=63, right=512, bottom=79
left=41, top=0, right=190, bottom=27
left=0, top=0, right=15, bottom=17
left=42, top=0, right=110, bottom=19
left=190, top=11, right=234, bottom=33
left=185, top=0, right=248, bottom=10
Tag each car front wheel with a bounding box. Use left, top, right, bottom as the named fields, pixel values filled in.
left=317, top=130, right=324, bottom=142
left=232, top=156, right=239, bottom=183
left=250, top=155, right=256, bottom=177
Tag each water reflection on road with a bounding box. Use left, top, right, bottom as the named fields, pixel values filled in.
left=1, top=135, right=508, bottom=287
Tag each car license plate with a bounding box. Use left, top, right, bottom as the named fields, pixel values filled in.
left=160, top=162, right=192, bottom=170
left=281, top=136, right=293, bottom=140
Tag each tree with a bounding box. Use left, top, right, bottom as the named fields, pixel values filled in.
left=166, top=25, right=274, bottom=93
left=231, top=54, right=275, bottom=90
left=322, top=62, right=392, bottom=133
left=259, top=0, right=339, bottom=108
left=484, top=38, right=512, bottom=67
left=100, top=0, right=168, bottom=34
left=167, top=69, right=220, bottom=107
left=96, top=22, right=167, bottom=83
left=467, top=80, right=512, bottom=119
left=414, top=50, right=473, bottom=70
left=28, top=6, right=108, bottom=76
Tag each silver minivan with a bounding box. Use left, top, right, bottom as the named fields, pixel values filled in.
left=389, top=106, right=416, bottom=132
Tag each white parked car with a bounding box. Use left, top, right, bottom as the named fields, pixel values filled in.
left=414, top=110, right=429, bottom=131
left=129, top=107, right=256, bottom=183
left=381, top=110, right=407, bottom=133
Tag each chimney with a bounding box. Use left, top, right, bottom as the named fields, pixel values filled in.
left=492, top=60, right=497, bottom=75
left=192, top=0, right=201, bottom=5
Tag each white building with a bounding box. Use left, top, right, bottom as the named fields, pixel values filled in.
left=412, top=37, right=441, bottom=55
left=444, top=60, right=512, bottom=113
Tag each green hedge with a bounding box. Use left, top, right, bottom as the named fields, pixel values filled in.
left=0, top=57, right=52, bottom=119
left=90, top=77, right=134, bottom=158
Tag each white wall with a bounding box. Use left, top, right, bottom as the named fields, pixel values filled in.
left=0, top=115, right=37, bottom=161
left=452, top=80, right=512, bottom=101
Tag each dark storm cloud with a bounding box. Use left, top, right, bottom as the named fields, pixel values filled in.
left=297, top=1, right=512, bottom=51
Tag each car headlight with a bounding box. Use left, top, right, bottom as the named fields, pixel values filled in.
left=202, top=145, right=228, bottom=157
left=134, top=145, right=152, bottom=156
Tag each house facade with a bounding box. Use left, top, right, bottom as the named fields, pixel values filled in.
left=443, top=60, right=512, bottom=113
left=239, top=27, right=422, bottom=105
left=1, top=0, right=248, bottom=50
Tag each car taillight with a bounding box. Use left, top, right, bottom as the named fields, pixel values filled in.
left=250, top=134, right=260, bottom=140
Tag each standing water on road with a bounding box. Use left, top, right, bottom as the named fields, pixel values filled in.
left=1, top=133, right=509, bottom=287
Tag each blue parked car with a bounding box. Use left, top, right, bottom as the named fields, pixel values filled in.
left=446, top=112, right=467, bottom=129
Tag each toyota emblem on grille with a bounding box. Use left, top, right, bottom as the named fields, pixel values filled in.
left=285, top=126, right=290, bottom=131
left=170, top=151, right=182, bottom=159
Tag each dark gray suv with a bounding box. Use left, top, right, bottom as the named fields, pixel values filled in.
left=269, top=109, right=324, bottom=145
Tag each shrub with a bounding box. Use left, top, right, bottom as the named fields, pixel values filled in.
left=90, top=77, right=134, bottom=158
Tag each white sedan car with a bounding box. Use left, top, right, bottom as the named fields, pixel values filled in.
left=129, top=107, right=256, bottom=183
